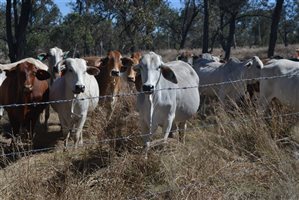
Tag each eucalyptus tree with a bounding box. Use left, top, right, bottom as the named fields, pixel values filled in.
left=268, top=0, right=284, bottom=57
left=5, top=0, right=32, bottom=62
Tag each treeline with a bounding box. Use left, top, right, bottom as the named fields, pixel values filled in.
left=0, top=0, right=298, bottom=62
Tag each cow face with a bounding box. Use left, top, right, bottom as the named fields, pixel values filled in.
left=135, top=52, right=177, bottom=94
left=121, top=57, right=136, bottom=82
left=37, top=47, right=69, bottom=79
left=60, top=58, right=100, bottom=94
left=5, top=62, right=50, bottom=93
left=244, top=56, right=263, bottom=83
left=177, top=51, right=197, bottom=65
left=121, top=52, right=142, bottom=83
left=102, top=50, right=123, bottom=77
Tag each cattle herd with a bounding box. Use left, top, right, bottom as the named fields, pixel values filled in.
left=0, top=47, right=299, bottom=153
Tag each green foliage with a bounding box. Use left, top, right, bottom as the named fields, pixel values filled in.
left=1, top=0, right=299, bottom=59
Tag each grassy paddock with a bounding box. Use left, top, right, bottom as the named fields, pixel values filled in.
left=1, top=46, right=299, bottom=199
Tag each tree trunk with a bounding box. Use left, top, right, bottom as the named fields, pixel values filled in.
left=179, top=0, right=199, bottom=49
left=224, top=14, right=237, bottom=60
left=267, top=0, right=284, bottom=58
left=219, top=12, right=226, bottom=51
left=6, top=0, right=32, bottom=62
left=202, top=0, right=209, bottom=53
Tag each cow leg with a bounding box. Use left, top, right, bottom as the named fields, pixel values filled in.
left=168, top=124, right=177, bottom=138
left=258, top=95, right=271, bottom=114
left=7, top=112, right=20, bottom=137
left=0, top=107, right=4, bottom=120
left=107, top=96, right=117, bottom=121
left=162, top=114, right=175, bottom=142
left=199, top=95, right=207, bottom=119
left=44, top=105, right=50, bottom=130
left=73, top=126, right=84, bottom=148
left=178, top=122, right=187, bottom=144
left=72, top=114, right=86, bottom=148
left=140, top=119, right=159, bottom=159
left=58, top=115, right=71, bottom=149
left=64, top=130, right=71, bottom=148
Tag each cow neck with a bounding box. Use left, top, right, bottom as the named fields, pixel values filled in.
left=71, top=94, right=82, bottom=119
left=154, top=69, right=163, bottom=90
left=98, top=66, right=119, bottom=96
left=144, top=70, right=163, bottom=131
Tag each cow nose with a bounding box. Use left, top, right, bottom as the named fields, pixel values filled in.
left=74, top=85, right=85, bottom=94
left=127, top=77, right=135, bottom=82
left=111, top=70, right=120, bottom=77
left=142, top=85, right=154, bottom=94
left=24, top=84, right=33, bottom=93
left=53, top=66, right=59, bottom=73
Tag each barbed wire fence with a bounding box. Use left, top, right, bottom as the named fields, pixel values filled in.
left=1, top=73, right=299, bottom=198
left=0, top=73, right=298, bottom=157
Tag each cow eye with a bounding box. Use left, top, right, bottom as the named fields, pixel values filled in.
left=69, top=69, right=73, bottom=72
left=32, top=71, right=37, bottom=76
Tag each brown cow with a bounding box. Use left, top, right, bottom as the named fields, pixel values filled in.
left=121, top=52, right=142, bottom=92
left=82, top=51, right=126, bottom=117
left=177, top=51, right=199, bottom=65
left=0, top=61, right=50, bottom=136
left=82, top=56, right=102, bottom=68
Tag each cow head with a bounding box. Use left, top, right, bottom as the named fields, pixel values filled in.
left=58, top=58, right=100, bottom=94
left=83, top=56, right=102, bottom=68
left=37, top=47, right=69, bottom=79
left=121, top=52, right=142, bottom=83
left=100, top=50, right=124, bottom=77
left=177, top=51, right=198, bottom=65
left=5, top=61, right=50, bottom=93
left=243, top=56, right=263, bottom=83
left=134, top=52, right=177, bottom=94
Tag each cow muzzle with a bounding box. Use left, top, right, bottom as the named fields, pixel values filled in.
left=24, top=84, right=33, bottom=93
left=111, top=70, right=120, bottom=77
left=127, top=76, right=135, bottom=83
left=53, top=66, right=59, bottom=73
left=142, top=85, right=154, bottom=94
left=73, top=85, right=85, bottom=94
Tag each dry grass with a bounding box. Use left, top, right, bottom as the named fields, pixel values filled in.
left=156, top=44, right=299, bottom=61
left=1, top=46, right=299, bottom=199
left=1, top=97, right=299, bottom=199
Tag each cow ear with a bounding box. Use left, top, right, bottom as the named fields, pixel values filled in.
left=4, top=69, right=16, bottom=77
left=87, top=66, right=100, bottom=76
left=133, top=63, right=141, bottom=71
left=36, top=69, right=51, bottom=80
left=63, top=51, right=70, bottom=59
left=245, top=60, right=253, bottom=67
left=193, top=55, right=199, bottom=60
left=122, top=57, right=134, bottom=67
left=100, top=57, right=109, bottom=67
left=160, top=65, right=178, bottom=84
left=94, top=59, right=102, bottom=68
left=37, top=53, right=48, bottom=61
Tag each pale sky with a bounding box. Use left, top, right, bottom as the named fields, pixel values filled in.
left=53, top=0, right=183, bottom=16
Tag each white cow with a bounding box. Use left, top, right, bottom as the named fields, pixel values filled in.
left=37, top=47, right=69, bottom=129
left=37, top=47, right=69, bottom=81
left=259, top=59, right=299, bottom=112
left=134, top=52, right=200, bottom=155
left=50, top=58, right=100, bottom=148
left=194, top=56, right=263, bottom=103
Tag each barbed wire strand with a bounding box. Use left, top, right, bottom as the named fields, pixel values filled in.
left=1, top=109, right=299, bottom=158
left=0, top=73, right=294, bottom=108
